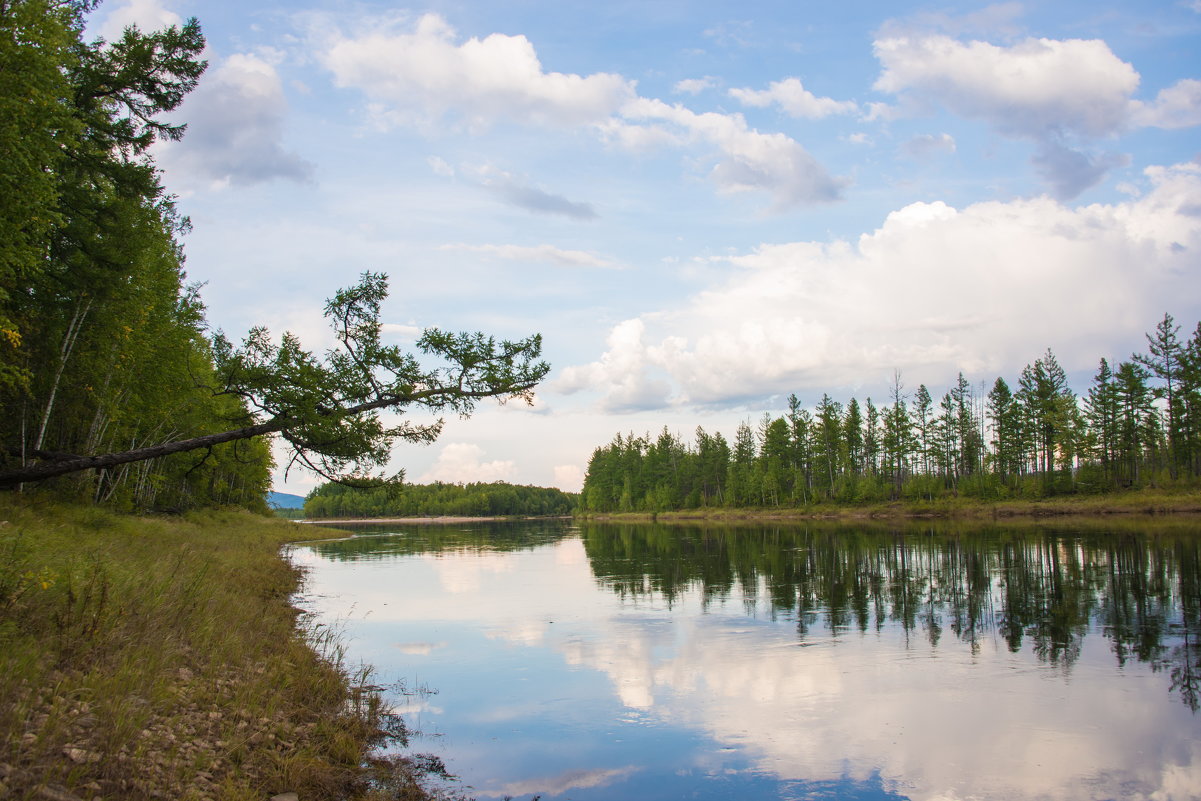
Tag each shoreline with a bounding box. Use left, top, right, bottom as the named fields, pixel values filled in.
left=298, top=514, right=572, bottom=525
left=0, top=500, right=441, bottom=801
left=575, top=488, right=1201, bottom=524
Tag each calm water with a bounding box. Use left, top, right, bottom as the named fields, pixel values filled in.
left=291, top=521, right=1201, bottom=801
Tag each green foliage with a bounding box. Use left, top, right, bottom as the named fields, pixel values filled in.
left=0, top=4, right=271, bottom=510
left=208, top=270, right=547, bottom=485
left=304, top=480, right=577, bottom=518
left=581, top=312, right=1201, bottom=512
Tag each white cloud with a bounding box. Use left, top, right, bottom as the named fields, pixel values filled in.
left=870, top=32, right=1199, bottom=196
left=417, top=442, right=516, bottom=484
left=729, top=77, right=858, bottom=119
left=427, top=156, right=455, bottom=176
left=553, top=464, right=585, bottom=493
left=620, top=98, right=845, bottom=209
left=862, top=100, right=900, bottom=122
left=318, top=13, right=635, bottom=130
left=95, top=0, right=182, bottom=40
left=874, top=34, right=1140, bottom=139
left=674, top=76, right=719, bottom=95
left=555, top=319, right=673, bottom=412
left=380, top=322, right=422, bottom=341
left=560, top=162, right=1201, bottom=410
left=900, top=132, right=956, bottom=158
left=158, top=53, right=313, bottom=188
left=441, top=243, right=617, bottom=269
left=1132, top=79, right=1201, bottom=129
left=311, top=13, right=840, bottom=210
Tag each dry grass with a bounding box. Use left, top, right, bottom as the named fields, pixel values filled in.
left=0, top=496, right=447, bottom=801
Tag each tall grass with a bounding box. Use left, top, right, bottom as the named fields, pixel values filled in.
left=0, top=497, right=439, bottom=801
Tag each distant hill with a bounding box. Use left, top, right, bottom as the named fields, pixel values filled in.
left=267, top=491, right=306, bottom=509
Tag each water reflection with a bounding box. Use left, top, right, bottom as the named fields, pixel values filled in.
left=583, top=522, right=1201, bottom=710
left=296, top=520, right=1201, bottom=800
left=305, top=520, right=571, bottom=560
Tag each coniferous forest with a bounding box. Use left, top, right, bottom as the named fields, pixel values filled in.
left=581, top=315, right=1201, bottom=513
left=304, top=480, right=577, bottom=518
left=0, top=4, right=271, bottom=511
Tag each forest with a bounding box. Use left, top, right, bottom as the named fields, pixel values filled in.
left=0, top=2, right=271, bottom=511
left=303, top=480, right=577, bottom=518
left=580, top=316, right=1201, bottom=512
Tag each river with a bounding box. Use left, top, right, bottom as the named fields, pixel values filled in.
left=290, top=519, right=1201, bottom=801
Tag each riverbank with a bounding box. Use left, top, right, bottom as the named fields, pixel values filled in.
left=299, top=515, right=572, bottom=526
left=578, top=486, right=1201, bottom=523
left=0, top=497, right=443, bottom=801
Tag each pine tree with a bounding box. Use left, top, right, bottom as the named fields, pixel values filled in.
left=1135, top=314, right=1184, bottom=478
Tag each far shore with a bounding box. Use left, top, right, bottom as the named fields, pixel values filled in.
left=292, top=490, right=1201, bottom=527
left=298, top=514, right=572, bottom=525
left=577, top=489, right=1201, bottom=524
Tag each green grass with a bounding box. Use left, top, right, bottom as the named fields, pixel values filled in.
left=0, top=497, right=444, bottom=801
left=580, top=486, right=1201, bottom=524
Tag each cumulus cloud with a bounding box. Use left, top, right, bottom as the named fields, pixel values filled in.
left=559, top=162, right=1201, bottom=410
left=620, top=98, right=845, bottom=209
left=95, top=0, right=182, bottom=40
left=417, top=442, right=515, bottom=484
left=728, top=77, right=858, bottom=119
left=553, top=464, right=585, bottom=493
left=159, top=53, right=314, bottom=187
left=1132, top=79, right=1201, bottom=129
left=319, top=13, right=636, bottom=130
left=555, top=319, right=673, bottom=412
left=312, top=13, right=842, bottom=210
left=874, top=34, right=1140, bottom=139
left=441, top=243, right=617, bottom=268
left=871, top=32, right=1200, bottom=196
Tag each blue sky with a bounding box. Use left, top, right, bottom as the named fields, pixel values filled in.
left=91, top=1, right=1201, bottom=494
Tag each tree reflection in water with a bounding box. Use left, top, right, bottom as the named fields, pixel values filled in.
left=580, top=521, right=1201, bottom=711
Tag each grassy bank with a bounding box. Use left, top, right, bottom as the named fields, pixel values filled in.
left=0, top=497, right=440, bottom=801
left=578, top=486, right=1201, bottom=524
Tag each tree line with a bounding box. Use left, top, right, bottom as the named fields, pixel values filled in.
left=304, top=480, right=577, bottom=518
left=581, top=313, right=1201, bottom=512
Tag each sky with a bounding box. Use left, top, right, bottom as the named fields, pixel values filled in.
left=88, top=0, right=1201, bottom=495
